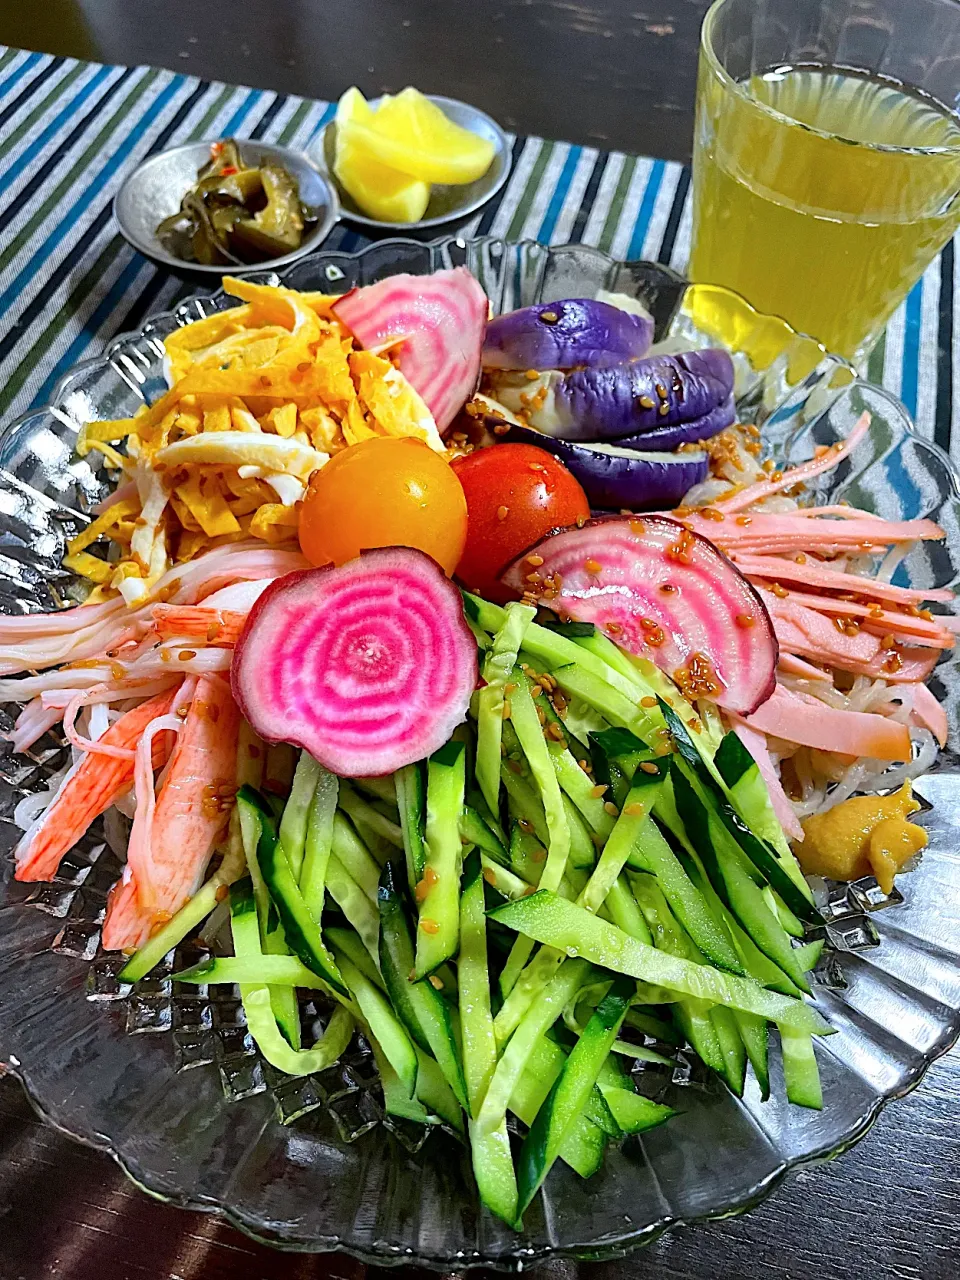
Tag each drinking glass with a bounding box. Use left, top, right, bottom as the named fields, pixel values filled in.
left=689, top=0, right=960, bottom=365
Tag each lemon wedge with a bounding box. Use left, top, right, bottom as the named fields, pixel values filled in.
left=333, top=87, right=431, bottom=223
left=347, top=87, right=495, bottom=186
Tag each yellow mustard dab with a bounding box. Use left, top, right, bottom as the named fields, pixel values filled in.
left=795, top=781, right=927, bottom=893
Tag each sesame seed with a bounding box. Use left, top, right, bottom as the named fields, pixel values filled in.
left=497, top=505, right=509, bottom=521
left=603, top=801, right=619, bottom=817
left=420, top=918, right=440, bottom=935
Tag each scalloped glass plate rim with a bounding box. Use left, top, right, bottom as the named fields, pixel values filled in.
left=0, top=234, right=957, bottom=1269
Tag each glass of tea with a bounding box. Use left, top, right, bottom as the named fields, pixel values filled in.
left=689, top=0, right=960, bottom=366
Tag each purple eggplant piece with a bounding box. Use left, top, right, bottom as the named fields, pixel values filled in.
left=482, top=298, right=653, bottom=372
left=489, top=348, right=735, bottom=442
left=506, top=423, right=708, bottom=510
left=613, top=394, right=736, bottom=452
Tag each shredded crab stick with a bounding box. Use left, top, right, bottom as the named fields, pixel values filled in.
left=0, top=543, right=307, bottom=677
left=102, top=674, right=241, bottom=952
left=501, top=514, right=777, bottom=716
left=232, top=548, right=478, bottom=776
left=712, top=411, right=873, bottom=514
left=742, top=684, right=912, bottom=762
left=332, top=268, right=488, bottom=433
left=150, top=605, right=247, bottom=646
left=14, top=688, right=180, bottom=882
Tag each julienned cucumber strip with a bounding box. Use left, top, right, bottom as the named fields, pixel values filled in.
left=710, top=1004, right=747, bottom=1097
left=324, top=926, right=384, bottom=990
left=299, top=765, right=338, bottom=921
left=174, top=954, right=331, bottom=987
left=509, top=670, right=571, bottom=893
left=334, top=947, right=418, bottom=1096
left=339, top=782, right=404, bottom=850
left=229, top=880, right=355, bottom=1078
left=279, top=752, right=322, bottom=880
left=670, top=771, right=811, bottom=994
left=659, top=701, right=818, bottom=923
left=475, top=602, right=536, bottom=816
left=477, top=957, right=592, bottom=1136
left=378, top=863, right=468, bottom=1109
left=326, top=853, right=380, bottom=959
left=779, top=1025, right=823, bottom=1109
left=715, top=730, right=798, bottom=863
left=415, top=741, right=466, bottom=979
left=238, top=788, right=346, bottom=995
left=489, top=892, right=832, bottom=1035
left=578, top=772, right=666, bottom=915
left=628, top=812, right=744, bottom=975
left=516, top=976, right=634, bottom=1213
left=395, top=761, right=427, bottom=895
left=460, top=805, right=509, bottom=865
left=460, top=851, right=519, bottom=1226
left=332, top=812, right=381, bottom=903
left=414, top=1047, right=465, bottom=1132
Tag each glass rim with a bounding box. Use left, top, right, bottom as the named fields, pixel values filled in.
left=700, top=0, right=960, bottom=157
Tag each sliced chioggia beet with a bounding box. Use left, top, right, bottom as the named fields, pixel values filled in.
left=501, top=515, right=777, bottom=715
left=332, top=267, right=488, bottom=433
left=504, top=424, right=707, bottom=510
left=482, top=299, right=653, bottom=372
left=488, top=349, right=735, bottom=442
left=231, top=548, right=478, bottom=776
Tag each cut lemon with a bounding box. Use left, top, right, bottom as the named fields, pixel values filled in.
left=348, top=87, right=495, bottom=185
left=334, top=123, right=431, bottom=223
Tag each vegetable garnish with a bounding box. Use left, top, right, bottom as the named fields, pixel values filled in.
left=231, top=548, right=478, bottom=776
left=333, top=268, right=488, bottom=432
left=504, top=424, right=708, bottom=511
left=298, top=436, right=468, bottom=574
left=501, top=514, right=777, bottom=715
left=487, top=349, right=735, bottom=443
left=156, top=139, right=313, bottom=266
left=482, top=298, right=653, bottom=372
left=451, top=442, right=590, bottom=603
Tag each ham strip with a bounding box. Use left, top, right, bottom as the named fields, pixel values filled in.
left=744, top=684, right=912, bottom=762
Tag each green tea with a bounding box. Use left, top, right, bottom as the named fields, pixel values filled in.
left=689, top=66, right=960, bottom=361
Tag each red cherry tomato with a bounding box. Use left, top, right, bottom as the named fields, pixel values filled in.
left=451, top=444, right=590, bottom=603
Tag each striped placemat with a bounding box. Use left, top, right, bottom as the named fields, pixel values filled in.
left=0, top=43, right=954, bottom=464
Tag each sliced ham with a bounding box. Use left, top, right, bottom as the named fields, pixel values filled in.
left=731, top=719, right=805, bottom=841
left=730, top=552, right=954, bottom=606
left=744, top=684, right=912, bottom=762
left=712, top=411, right=872, bottom=514
left=753, top=585, right=953, bottom=649
left=911, top=681, right=949, bottom=747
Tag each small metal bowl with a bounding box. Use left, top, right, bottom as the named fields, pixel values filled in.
left=113, top=139, right=340, bottom=275
left=317, top=94, right=510, bottom=233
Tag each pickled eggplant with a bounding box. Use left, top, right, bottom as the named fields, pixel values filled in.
left=157, top=139, right=313, bottom=266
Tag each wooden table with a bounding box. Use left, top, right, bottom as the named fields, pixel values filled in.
left=1, top=3, right=959, bottom=1279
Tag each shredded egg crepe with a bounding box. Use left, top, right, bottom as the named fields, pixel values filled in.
left=70, top=278, right=445, bottom=603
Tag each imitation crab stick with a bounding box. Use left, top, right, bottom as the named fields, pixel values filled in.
left=150, top=604, right=247, bottom=646
left=14, top=688, right=179, bottom=883
left=101, top=675, right=241, bottom=952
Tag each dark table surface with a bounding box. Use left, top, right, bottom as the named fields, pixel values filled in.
left=1, top=3, right=959, bottom=1279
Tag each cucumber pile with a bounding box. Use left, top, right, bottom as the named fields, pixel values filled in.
left=120, top=592, right=831, bottom=1229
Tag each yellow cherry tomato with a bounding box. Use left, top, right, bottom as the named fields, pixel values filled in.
left=299, top=437, right=468, bottom=576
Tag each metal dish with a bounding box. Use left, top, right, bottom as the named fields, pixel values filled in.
left=113, top=139, right=340, bottom=275
left=0, top=237, right=958, bottom=1268
left=316, top=95, right=510, bottom=232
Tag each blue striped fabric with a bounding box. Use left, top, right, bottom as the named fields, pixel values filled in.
left=0, top=42, right=956, bottom=465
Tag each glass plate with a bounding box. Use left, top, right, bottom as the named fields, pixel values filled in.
left=0, top=236, right=958, bottom=1269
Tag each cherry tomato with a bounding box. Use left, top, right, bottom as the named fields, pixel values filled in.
left=451, top=444, right=590, bottom=602
left=299, top=437, right=468, bottom=575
